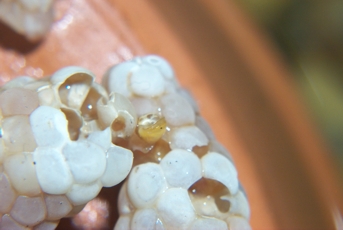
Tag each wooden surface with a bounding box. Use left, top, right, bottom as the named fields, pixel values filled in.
left=0, top=0, right=342, bottom=229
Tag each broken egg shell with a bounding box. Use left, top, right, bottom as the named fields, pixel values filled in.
left=60, top=107, right=83, bottom=141
left=97, top=92, right=137, bottom=138
left=96, top=96, right=119, bottom=129
left=50, top=66, right=95, bottom=110
left=111, top=110, right=136, bottom=139
left=169, top=125, right=208, bottom=151
left=110, top=93, right=137, bottom=122
left=91, top=82, right=109, bottom=100
left=107, top=93, right=137, bottom=139
left=80, top=84, right=108, bottom=121
left=50, top=66, right=95, bottom=87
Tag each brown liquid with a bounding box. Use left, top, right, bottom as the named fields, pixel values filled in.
left=189, top=178, right=231, bottom=213
left=192, top=145, right=209, bottom=158
left=132, top=139, right=171, bottom=166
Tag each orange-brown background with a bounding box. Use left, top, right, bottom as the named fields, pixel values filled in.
left=0, top=0, right=342, bottom=229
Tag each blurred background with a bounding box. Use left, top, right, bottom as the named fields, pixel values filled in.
left=0, top=0, right=343, bottom=229
left=236, top=0, right=343, bottom=177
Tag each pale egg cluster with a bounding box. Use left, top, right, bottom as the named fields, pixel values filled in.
left=0, top=55, right=251, bottom=230
left=0, top=66, right=134, bottom=229
left=0, top=0, right=54, bottom=40
left=105, top=55, right=251, bottom=230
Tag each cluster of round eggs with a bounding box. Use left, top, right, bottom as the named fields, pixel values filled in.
left=0, top=67, right=134, bottom=229
left=0, top=0, right=54, bottom=40
left=0, top=55, right=251, bottom=230
left=104, top=55, right=251, bottom=230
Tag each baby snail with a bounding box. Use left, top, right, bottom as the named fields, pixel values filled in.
left=137, top=113, right=167, bottom=144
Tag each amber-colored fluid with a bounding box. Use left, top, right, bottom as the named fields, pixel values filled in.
left=189, top=178, right=231, bottom=213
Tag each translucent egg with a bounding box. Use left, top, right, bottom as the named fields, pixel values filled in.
left=137, top=114, right=167, bottom=144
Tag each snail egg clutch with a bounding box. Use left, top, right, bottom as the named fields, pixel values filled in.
left=0, top=55, right=251, bottom=230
